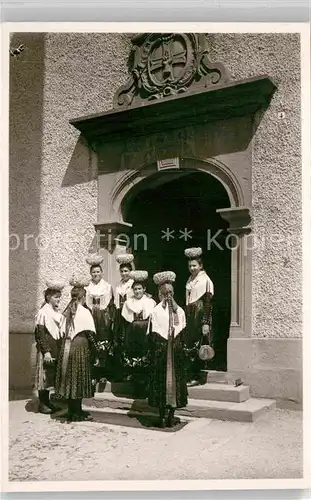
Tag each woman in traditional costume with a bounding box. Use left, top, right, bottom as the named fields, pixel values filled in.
left=55, top=275, right=101, bottom=422
left=34, top=280, right=64, bottom=414
left=184, top=247, right=214, bottom=387
left=121, top=270, right=156, bottom=392
left=113, top=253, right=134, bottom=380
left=148, top=271, right=188, bottom=428
left=85, top=254, right=115, bottom=380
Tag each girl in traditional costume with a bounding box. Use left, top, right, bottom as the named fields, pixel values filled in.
left=184, top=247, right=214, bottom=387
left=113, top=253, right=134, bottom=380
left=148, top=271, right=188, bottom=428
left=55, top=275, right=101, bottom=422
left=85, top=254, right=115, bottom=380
left=34, top=280, right=64, bottom=414
left=121, top=270, right=156, bottom=391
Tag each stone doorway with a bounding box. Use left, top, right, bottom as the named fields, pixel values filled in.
left=122, top=169, right=231, bottom=371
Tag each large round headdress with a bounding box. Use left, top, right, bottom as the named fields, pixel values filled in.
left=184, top=247, right=203, bottom=259
left=129, top=270, right=148, bottom=283
left=86, top=253, right=104, bottom=266
left=45, top=279, right=65, bottom=292
left=153, top=271, right=176, bottom=286
left=116, top=253, right=134, bottom=265
left=69, top=273, right=90, bottom=288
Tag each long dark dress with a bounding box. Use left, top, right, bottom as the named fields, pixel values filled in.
left=148, top=331, right=188, bottom=410
left=184, top=272, right=214, bottom=382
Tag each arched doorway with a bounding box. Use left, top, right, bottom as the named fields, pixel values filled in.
left=122, top=170, right=232, bottom=371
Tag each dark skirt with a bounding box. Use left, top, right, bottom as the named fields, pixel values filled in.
left=184, top=299, right=207, bottom=381
left=184, top=298, right=205, bottom=347
left=55, top=332, right=93, bottom=400
left=122, top=317, right=150, bottom=383
left=92, top=306, right=114, bottom=342
left=111, top=307, right=127, bottom=379
left=123, top=318, right=149, bottom=359
left=148, top=332, right=188, bottom=409
left=34, top=351, right=58, bottom=392
left=113, top=307, right=126, bottom=344
left=34, top=327, right=60, bottom=392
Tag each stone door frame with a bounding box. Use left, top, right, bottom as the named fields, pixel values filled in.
left=96, top=155, right=252, bottom=345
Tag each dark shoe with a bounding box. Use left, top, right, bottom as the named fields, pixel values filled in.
left=38, top=403, right=52, bottom=415
left=79, top=410, right=91, bottom=418
left=199, top=372, right=208, bottom=385
left=69, top=413, right=93, bottom=422
left=167, top=409, right=174, bottom=428
left=158, top=407, right=166, bottom=428
left=76, top=399, right=93, bottom=420
left=38, top=390, right=53, bottom=414
left=81, top=413, right=93, bottom=421
left=167, top=409, right=180, bottom=428
left=158, top=418, right=165, bottom=428
left=172, top=417, right=181, bottom=426
left=66, top=412, right=81, bottom=422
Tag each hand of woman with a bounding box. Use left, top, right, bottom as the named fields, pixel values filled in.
left=202, top=324, right=210, bottom=336
left=44, top=352, right=53, bottom=363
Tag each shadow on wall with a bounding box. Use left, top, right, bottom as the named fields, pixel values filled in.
left=61, top=134, right=97, bottom=187
left=62, top=134, right=99, bottom=253
left=9, top=33, right=45, bottom=389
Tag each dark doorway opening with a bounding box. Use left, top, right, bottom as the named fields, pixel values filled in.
left=123, top=170, right=231, bottom=370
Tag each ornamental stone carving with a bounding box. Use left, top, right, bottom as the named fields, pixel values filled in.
left=113, top=33, right=230, bottom=108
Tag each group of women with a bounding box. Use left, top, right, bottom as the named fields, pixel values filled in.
left=34, top=247, right=214, bottom=428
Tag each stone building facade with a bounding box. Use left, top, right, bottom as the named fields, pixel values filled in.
left=9, top=32, right=302, bottom=404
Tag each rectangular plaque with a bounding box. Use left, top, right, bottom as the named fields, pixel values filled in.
left=157, top=157, right=180, bottom=171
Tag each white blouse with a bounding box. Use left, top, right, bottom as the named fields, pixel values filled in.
left=85, top=278, right=113, bottom=310
left=186, top=270, right=214, bottom=305
left=59, top=304, right=96, bottom=340
left=149, top=301, right=186, bottom=340
left=114, top=279, right=134, bottom=309
left=35, top=303, right=62, bottom=340
left=121, top=295, right=156, bottom=323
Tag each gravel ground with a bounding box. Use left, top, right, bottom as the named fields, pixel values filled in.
left=9, top=400, right=302, bottom=482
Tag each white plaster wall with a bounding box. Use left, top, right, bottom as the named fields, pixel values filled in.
left=38, top=33, right=131, bottom=313
left=9, top=33, right=45, bottom=333
left=207, top=33, right=301, bottom=338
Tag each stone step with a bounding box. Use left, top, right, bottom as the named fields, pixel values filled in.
left=99, top=381, right=249, bottom=403
left=81, top=405, right=198, bottom=431
left=89, top=392, right=276, bottom=422
left=189, top=383, right=250, bottom=403
left=205, top=370, right=228, bottom=384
